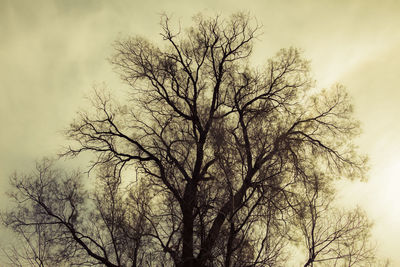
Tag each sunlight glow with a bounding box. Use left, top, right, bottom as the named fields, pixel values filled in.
left=370, top=159, right=400, bottom=223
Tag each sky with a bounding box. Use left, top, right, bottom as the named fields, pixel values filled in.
left=1, top=0, right=400, bottom=265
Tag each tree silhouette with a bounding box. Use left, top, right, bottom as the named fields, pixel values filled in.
left=2, top=13, right=379, bottom=267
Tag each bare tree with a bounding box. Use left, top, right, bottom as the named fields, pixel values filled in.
left=2, top=13, right=379, bottom=267
left=291, top=174, right=375, bottom=267
left=2, top=159, right=154, bottom=267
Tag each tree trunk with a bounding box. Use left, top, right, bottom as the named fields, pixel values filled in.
left=181, top=182, right=197, bottom=267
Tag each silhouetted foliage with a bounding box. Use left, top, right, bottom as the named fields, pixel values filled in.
left=2, top=13, right=380, bottom=267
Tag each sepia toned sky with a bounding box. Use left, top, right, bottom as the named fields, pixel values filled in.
left=1, top=0, right=400, bottom=264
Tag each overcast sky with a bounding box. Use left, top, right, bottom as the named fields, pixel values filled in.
left=1, top=0, right=400, bottom=265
